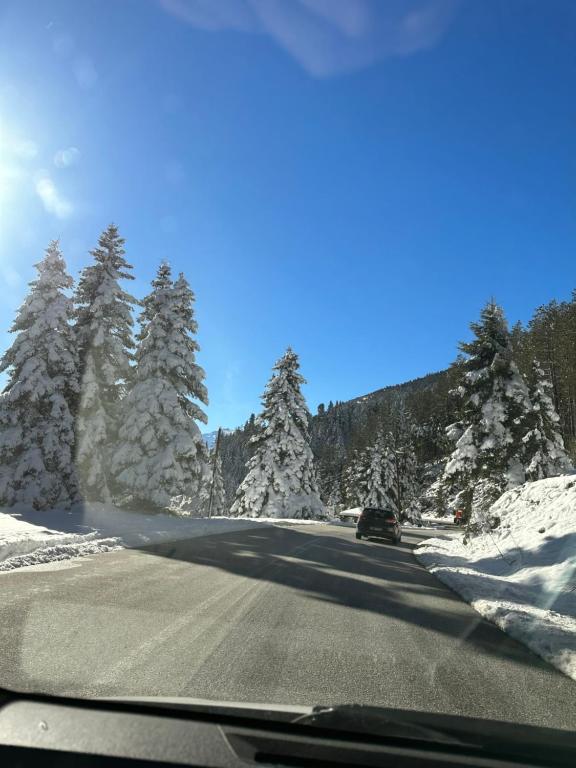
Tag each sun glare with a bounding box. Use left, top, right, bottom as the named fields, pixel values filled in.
left=0, top=117, right=44, bottom=224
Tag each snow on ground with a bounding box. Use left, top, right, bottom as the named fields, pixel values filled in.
left=0, top=504, right=274, bottom=573
left=247, top=517, right=333, bottom=526
left=0, top=511, right=121, bottom=572
left=416, top=476, right=576, bottom=680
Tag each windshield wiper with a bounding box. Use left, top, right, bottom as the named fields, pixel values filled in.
left=294, top=704, right=471, bottom=746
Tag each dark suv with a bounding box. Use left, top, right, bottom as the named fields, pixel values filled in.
left=356, top=508, right=401, bottom=544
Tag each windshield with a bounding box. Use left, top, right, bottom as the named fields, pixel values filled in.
left=0, top=0, right=575, bottom=740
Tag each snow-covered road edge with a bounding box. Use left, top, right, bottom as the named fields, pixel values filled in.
left=0, top=534, right=123, bottom=572
left=0, top=506, right=281, bottom=573
left=416, top=537, right=576, bottom=681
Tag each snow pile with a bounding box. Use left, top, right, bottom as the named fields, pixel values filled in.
left=417, top=475, right=576, bottom=679
left=0, top=504, right=274, bottom=572
left=248, top=517, right=332, bottom=527
left=338, top=507, right=362, bottom=518
left=0, top=511, right=120, bottom=572
left=16, top=504, right=274, bottom=547
left=0, top=497, right=336, bottom=573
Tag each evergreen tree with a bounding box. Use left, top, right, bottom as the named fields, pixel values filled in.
left=391, top=441, right=418, bottom=519
left=113, top=264, right=208, bottom=508
left=0, top=241, right=79, bottom=509
left=206, top=452, right=227, bottom=516
left=384, top=411, right=419, bottom=517
left=230, top=348, right=325, bottom=519
left=74, top=224, right=135, bottom=501
left=362, top=434, right=396, bottom=510
left=218, top=413, right=259, bottom=506
left=523, top=360, right=573, bottom=480
left=341, top=450, right=365, bottom=508
left=442, top=301, right=533, bottom=515
left=326, top=478, right=343, bottom=515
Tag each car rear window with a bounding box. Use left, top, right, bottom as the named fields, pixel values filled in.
left=362, top=509, right=396, bottom=520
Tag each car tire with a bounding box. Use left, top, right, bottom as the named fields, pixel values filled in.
left=355, top=532, right=362, bottom=540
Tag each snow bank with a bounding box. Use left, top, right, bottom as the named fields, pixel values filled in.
left=246, top=517, right=333, bottom=526
left=0, top=502, right=342, bottom=574
left=0, top=511, right=121, bottom=572
left=12, top=503, right=273, bottom=546
left=416, top=476, right=576, bottom=679
left=0, top=504, right=273, bottom=572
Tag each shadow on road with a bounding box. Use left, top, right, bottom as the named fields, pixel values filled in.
left=0, top=522, right=571, bottom=706
left=131, top=525, right=555, bottom=672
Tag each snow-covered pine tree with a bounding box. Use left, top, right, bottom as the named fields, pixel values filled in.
left=391, top=441, right=418, bottom=519
left=385, top=403, right=420, bottom=516
left=74, top=224, right=135, bottom=501
left=341, top=463, right=352, bottom=507
left=523, top=360, right=573, bottom=480
left=230, top=348, right=325, bottom=519
left=362, top=434, right=397, bottom=510
left=341, top=451, right=364, bottom=508
left=206, top=452, right=227, bottom=516
left=326, top=476, right=343, bottom=515
left=442, top=301, right=534, bottom=516
left=113, top=265, right=209, bottom=509
left=0, top=241, right=79, bottom=509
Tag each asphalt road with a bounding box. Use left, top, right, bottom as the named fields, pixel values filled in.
left=0, top=523, right=575, bottom=729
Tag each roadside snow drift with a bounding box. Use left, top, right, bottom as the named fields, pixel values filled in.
left=0, top=511, right=120, bottom=572
left=0, top=504, right=275, bottom=572
left=417, top=476, right=576, bottom=679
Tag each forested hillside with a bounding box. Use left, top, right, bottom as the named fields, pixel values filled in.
left=220, top=290, right=576, bottom=507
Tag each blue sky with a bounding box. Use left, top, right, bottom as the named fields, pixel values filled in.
left=1, top=0, right=575, bottom=430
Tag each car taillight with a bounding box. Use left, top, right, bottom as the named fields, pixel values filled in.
left=385, top=517, right=396, bottom=523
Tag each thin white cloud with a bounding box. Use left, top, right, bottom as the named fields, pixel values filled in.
left=160, top=0, right=258, bottom=31
left=159, top=0, right=461, bottom=76
left=35, top=172, right=73, bottom=219
left=54, top=146, right=81, bottom=168
left=299, top=0, right=371, bottom=37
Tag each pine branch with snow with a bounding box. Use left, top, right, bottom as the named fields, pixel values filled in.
left=0, top=241, right=79, bottom=509
left=230, top=348, right=325, bottom=519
